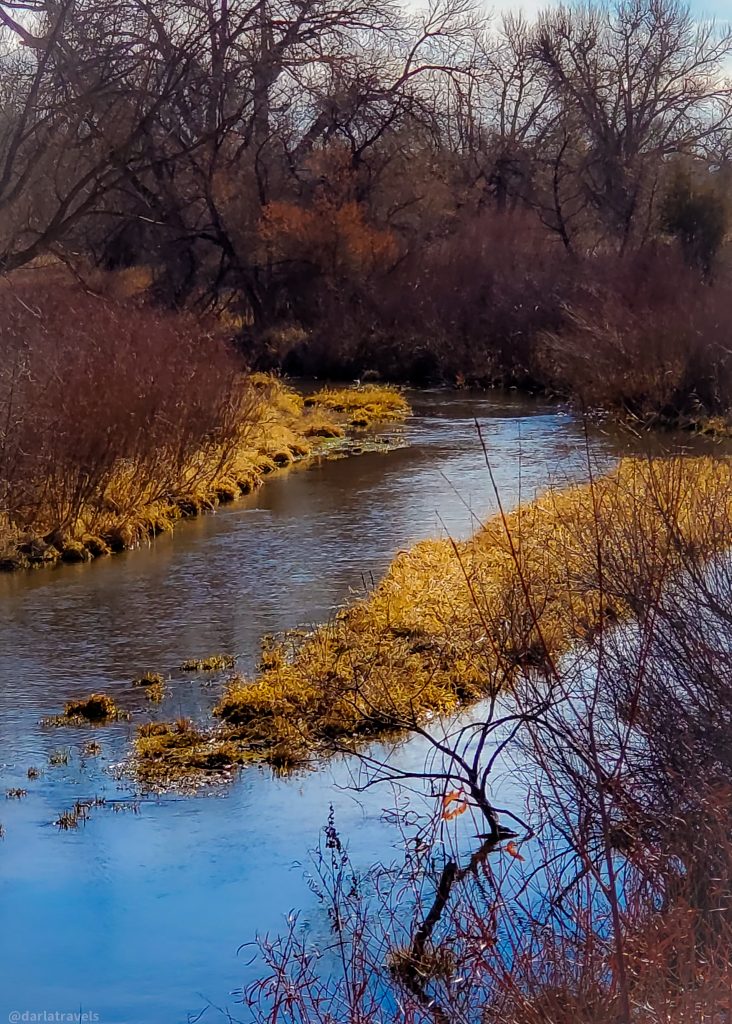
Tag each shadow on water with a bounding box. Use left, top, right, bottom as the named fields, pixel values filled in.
left=0, top=390, right=697, bottom=1023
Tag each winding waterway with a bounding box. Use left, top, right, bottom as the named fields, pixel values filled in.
left=0, top=391, right=642, bottom=1023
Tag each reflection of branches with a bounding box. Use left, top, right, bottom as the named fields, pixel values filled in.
left=393, top=834, right=509, bottom=1023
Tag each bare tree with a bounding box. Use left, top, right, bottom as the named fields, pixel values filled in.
left=531, top=0, right=732, bottom=250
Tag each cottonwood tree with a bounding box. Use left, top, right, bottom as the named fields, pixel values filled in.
left=0, top=0, right=212, bottom=273
left=531, top=0, right=732, bottom=250
left=64, top=0, right=485, bottom=314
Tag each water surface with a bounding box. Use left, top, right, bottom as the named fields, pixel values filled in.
left=0, top=392, right=633, bottom=1022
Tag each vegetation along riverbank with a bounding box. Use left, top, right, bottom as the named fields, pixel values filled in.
left=0, top=280, right=409, bottom=574
left=133, top=454, right=732, bottom=784
left=1, top=0, right=731, bottom=432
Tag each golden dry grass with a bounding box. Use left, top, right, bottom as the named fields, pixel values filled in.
left=133, top=455, right=732, bottom=782
left=304, top=384, right=411, bottom=427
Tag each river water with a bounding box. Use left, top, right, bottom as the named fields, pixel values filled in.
left=0, top=391, right=637, bottom=1023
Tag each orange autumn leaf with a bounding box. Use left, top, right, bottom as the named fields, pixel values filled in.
left=505, top=841, right=525, bottom=861
left=442, top=790, right=468, bottom=821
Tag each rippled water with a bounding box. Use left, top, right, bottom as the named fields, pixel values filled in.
left=0, top=392, right=635, bottom=1023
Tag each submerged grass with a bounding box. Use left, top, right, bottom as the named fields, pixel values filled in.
left=133, top=456, right=732, bottom=784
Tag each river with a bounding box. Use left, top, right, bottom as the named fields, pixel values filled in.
left=0, top=391, right=638, bottom=1023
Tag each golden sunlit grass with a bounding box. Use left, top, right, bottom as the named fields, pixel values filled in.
left=304, top=384, right=411, bottom=427
left=1, top=377, right=410, bottom=572
left=133, top=455, right=732, bottom=783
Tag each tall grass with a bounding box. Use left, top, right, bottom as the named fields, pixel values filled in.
left=134, top=452, right=732, bottom=782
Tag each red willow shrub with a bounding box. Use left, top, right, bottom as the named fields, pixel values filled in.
left=273, top=209, right=577, bottom=386
left=538, top=249, right=732, bottom=424
left=0, top=276, right=252, bottom=550
left=256, top=208, right=732, bottom=423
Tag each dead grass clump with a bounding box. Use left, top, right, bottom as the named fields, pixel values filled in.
left=60, top=540, right=92, bottom=564
left=133, top=672, right=164, bottom=687
left=82, top=535, right=111, bottom=558
left=133, top=718, right=251, bottom=785
left=180, top=654, right=236, bottom=672
left=304, top=385, right=410, bottom=427
left=145, top=681, right=165, bottom=703
left=303, top=419, right=345, bottom=439
left=133, top=671, right=165, bottom=702
left=48, top=693, right=129, bottom=725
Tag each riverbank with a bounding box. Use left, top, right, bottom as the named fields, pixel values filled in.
left=0, top=375, right=410, bottom=573
left=132, top=454, right=732, bottom=784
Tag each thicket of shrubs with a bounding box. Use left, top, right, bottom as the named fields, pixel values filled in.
left=260, top=213, right=732, bottom=431
left=0, top=278, right=253, bottom=563
left=0, top=277, right=408, bottom=568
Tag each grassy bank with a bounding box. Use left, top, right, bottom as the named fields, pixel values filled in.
left=134, top=455, right=732, bottom=783
left=0, top=279, right=409, bottom=573
left=0, top=376, right=408, bottom=572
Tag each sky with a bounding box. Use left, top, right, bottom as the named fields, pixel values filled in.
left=497, top=0, right=731, bottom=22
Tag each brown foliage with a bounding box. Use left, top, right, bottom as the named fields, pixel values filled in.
left=0, top=277, right=252, bottom=548
left=261, top=198, right=398, bottom=279
left=539, top=251, right=732, bottom=423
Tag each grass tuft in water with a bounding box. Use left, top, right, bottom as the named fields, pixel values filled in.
left=56, top=796, right=107, bottom=830
left=180, top=655, right=236, bottom=672
left=43, top=693, right=129, bottom=727
left=304, top=384, right=410, bottom=428
left=133, top=672, right=166, bottom=702
left=133, top=718, right=255, bottom=787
